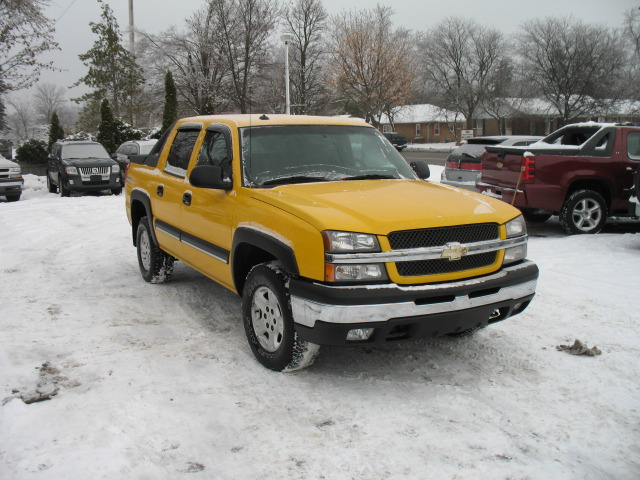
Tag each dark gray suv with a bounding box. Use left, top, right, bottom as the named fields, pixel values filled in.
left=46, top=141, right=122, bottom=196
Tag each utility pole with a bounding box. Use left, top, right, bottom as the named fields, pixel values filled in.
left=128, top=0, right=134, bottom=56
left=281, top=33, right=294, bottom=115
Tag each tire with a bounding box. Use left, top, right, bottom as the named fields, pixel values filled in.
left=522, top=209, right=552, bottom=223
left=6, top=194, right=20, bottom=202
left=111, top=188, right=122, bottom=196
left=559, top=189, right=607, bottom=234
left=58, top=174, right=70, bottom=197
left=242, top=263, right=320, bottom=372
left=136, top=216, right=174, bottom=283
left=47, top=171, right=57, bottom=193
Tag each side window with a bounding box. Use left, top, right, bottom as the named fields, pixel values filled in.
left=196, top=130, right=232, bottom=180
left=165, top=129, right=201, bottom=177
left=627, top=132, right=640, bottom=160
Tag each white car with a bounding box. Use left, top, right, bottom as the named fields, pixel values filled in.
left=0, top=156, right=23, bottom=202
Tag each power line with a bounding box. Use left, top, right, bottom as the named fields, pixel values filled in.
left=56, top=0, right=78, bottom=21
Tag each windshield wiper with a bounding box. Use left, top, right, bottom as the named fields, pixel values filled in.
left=260, top=175, right=328, bottom=186
left=342, top=174, right=397, bottom=181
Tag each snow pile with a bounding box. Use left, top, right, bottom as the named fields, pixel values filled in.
left=1, top=174, right=639, bottom=479
left=405, top=142, right=456, bottom=153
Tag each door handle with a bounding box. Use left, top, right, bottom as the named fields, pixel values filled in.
left=183, top=192, right=192, bottom=206
left=157, top=185, right=164, bottom=197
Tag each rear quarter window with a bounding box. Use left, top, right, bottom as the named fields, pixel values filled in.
left=627, top=132, right=640, bottom=161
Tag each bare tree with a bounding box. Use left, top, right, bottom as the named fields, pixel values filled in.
left=328, top=5, right=417, bottom=125
left=282, top=0, right=329, bottom=114
left=517, top=16, right=628, bottom=125
left=208, top=0, right=280, bottom=113
left=7, top=95, right=35, bottom=142
left=33, top=83, right=66, bottom=122
left=419, top=17, right=509, bottom=130
left=140, top=6, right=229, bottom=115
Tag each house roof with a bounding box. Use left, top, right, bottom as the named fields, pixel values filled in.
left=380, top=104, right=462, bottom=124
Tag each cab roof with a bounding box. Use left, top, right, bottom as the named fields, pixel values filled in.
left=174, top=114, right=371, bottom=129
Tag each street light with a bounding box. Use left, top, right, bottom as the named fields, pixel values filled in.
left=281, top=33, right=295, bottom=115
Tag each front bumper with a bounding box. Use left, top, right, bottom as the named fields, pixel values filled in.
left=66, top=174, right=121, bottom=192
left=290, top=260, right=538, bottom=346
left=0, top=179, right=24, bottom=195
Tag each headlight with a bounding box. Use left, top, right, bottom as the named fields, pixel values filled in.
left=505, top=215, right=526, bottom=238
left=112, top=164, right=120, bottom=173
left=503, top=215, right=527, bottom=265
left=64, top=166, right=78, bottom=175
left=322, top=230, right=380, bottom=252
left=9, top=167, right=21, bottom=174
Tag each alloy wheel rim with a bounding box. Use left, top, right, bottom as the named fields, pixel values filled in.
left=572, top=198, right=602, bottom=231
left=251, top=286, right=284, bottom=352
left=139, top=229, right=151, bottom=271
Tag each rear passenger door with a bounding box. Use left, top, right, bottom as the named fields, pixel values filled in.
left=152, top=124, right=203, bottom=258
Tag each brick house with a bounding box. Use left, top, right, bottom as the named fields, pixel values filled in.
left=379, top=104, right=462, bottom=143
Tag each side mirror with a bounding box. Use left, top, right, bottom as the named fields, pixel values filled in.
left=410, top=160, right=430, bottom=180
left=111, top=153, right=118, bottom=159
left=189, top=165, right=232, bottom=191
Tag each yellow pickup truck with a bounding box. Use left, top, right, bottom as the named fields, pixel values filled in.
left=125, top=114, right=538, bottom=371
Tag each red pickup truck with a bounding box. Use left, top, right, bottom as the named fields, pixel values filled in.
left=477, top=122, right=640, bottom=233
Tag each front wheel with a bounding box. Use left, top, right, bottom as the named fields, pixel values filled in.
left=242, top=263, right=319, bottom=372
left=46, top=171, right=57, bottom=193
left=58, top=174, right=70, bottom=197
left=111, top=188, right=122, bottom=196
left=136, top=216, right=174, bottom=283
left=559, top=189, right=607, bottom=234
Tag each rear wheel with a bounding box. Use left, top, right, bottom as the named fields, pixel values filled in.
left=559, top=189, right=607, bottom=234
left=242, top=263, right=319, bottom=372
left=136, top=216, right=174, bottom=283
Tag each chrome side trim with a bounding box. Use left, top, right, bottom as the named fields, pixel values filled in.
left=291, top=278, right=537, bottom=328
left=325, top=235, right=527, bottom=264
left=476, top=182, right=522, bottom=194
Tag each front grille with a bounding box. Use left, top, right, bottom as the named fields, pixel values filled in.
left=388, top=224, right=499, bottom=277
left=396, top=252, right=497, bottom=276
left=79, top=166, right=110, bottom=176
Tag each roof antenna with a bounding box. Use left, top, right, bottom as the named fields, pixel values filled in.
left=259, top=114, right=269, bottom=120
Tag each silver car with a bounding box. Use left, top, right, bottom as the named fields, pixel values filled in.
left=0, top=156, right=23, bottom=202
left=441, top=136, right=542, bottom=190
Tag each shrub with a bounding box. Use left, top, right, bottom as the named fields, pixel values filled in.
left=15, top=139, right=48, bottom=165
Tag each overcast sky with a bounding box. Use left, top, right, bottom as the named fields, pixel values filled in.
left=38, top=0, right=639, bottom=99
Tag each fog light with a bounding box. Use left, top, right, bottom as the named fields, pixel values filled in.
left=503, top=244, right=527, bottom=265
left=346, top=328, right=375, bottom=341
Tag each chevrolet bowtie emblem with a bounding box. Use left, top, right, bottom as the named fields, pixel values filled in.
left=497, top=162, right=504, bottom=168
left=441, top=242, right=469, bottom=261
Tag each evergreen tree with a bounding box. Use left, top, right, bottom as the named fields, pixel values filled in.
left=47, top=111, right=65, bottom=150
left=16, top=139, right=48, bottom=165
left=73, top=0, right=143, bottom=123
left=162, top=71, right=178, bottom=133
left=97, top=99, right=117, bottom=154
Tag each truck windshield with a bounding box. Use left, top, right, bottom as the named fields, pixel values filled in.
left=240, top=125, right=416, bottom=187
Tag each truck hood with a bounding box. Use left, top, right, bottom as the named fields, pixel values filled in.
left=63, top=158, right=115, bottom=167
left=250, top=179, right=519, bottom=235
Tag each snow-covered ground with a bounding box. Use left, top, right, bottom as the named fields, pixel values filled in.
left=1, top=172, right=639, bottom=479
